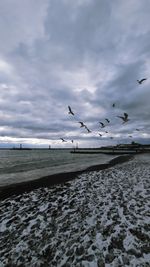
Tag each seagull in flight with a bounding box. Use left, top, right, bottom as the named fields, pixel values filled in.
left=105, top=118, right=110, bottom=123
left=60, top=138, right=67, bottom=142
left=68, top=106, right=74, bottom=115
left=78, top=121, right=86, bottom=128
left=99, top=122, right=105, bottom=128
left=98, top=133, right=102, bottom=137
left=137, top=78, right=147, bottom=84
left=117, top=112, right=129, bottom=123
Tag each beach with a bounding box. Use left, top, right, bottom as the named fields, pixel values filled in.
left=0, top=153, right=150, bottom=267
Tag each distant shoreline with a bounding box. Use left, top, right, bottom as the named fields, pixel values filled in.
left=71, top=150, right=138, bottom=154
left=0, top=154, right=133, bottom=200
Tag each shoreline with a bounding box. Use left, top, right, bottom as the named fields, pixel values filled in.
left=0, top=153, right=149, bottom=266
left=0, top=154, right=133, bottom=200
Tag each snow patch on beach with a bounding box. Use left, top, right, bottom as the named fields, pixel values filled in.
left=0, top=154, right=150, bottom=266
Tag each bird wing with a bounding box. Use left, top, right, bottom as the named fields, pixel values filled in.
left=61, top=138, right=67, bottom=142
left=87, top=128, right=91, bottom=132
left=78, top=121, right=84, bottom=127
left=117, top=116, right=124, bottom=120
left=124, top=113, right=128, bottom=119
left=137, top=78, right=147, bottom=84
left=99, top=122, right=104, bottom=126
left=68, top=106, right=74, bottom=115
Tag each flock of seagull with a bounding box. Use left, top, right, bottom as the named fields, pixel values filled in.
left=60, top=78, right=147, bottom=145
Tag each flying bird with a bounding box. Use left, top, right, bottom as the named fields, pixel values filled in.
left=105, top=131, right=108, bottom=133
left=105, top=118, right=110, bottom=123
left=99, top=122, right=105, bottom=128
left=117, top=112, right=129, bottom=123
left=68, top=105, right=74, bottom=115
left=98, top=133, right=102, bottom=137
left=85, top=126, right=91, bottom=133
left=137, top=78, right=147, bottom=84
left=110, top=137, right=114, bottom=139
left=78, top=121, right=86, bottom=128
left=129, top=135, right=132, bottom=138
left=60, top=138, right=67, bottom=142
left=112, top=103, right=115, bottom=107
left=136, top=128, right=140, bottom=131
left=71, top=140, right=74, bottom=143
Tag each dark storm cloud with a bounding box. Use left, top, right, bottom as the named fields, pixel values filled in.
left=0, top=0, right=150, bottom=147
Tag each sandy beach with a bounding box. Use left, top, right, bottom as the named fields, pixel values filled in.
left=0, top=153, right=150, bottom=267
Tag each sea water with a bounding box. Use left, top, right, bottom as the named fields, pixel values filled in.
left=0, top=149, right=117, bottom=187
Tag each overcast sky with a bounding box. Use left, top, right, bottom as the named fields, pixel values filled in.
left=0, top=0, right=150, bottom=148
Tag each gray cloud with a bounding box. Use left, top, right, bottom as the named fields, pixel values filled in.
left=0, top=0, right=150, bottom=147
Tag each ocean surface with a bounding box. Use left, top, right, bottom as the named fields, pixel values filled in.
left=0, top=149, right=117, bottom=187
